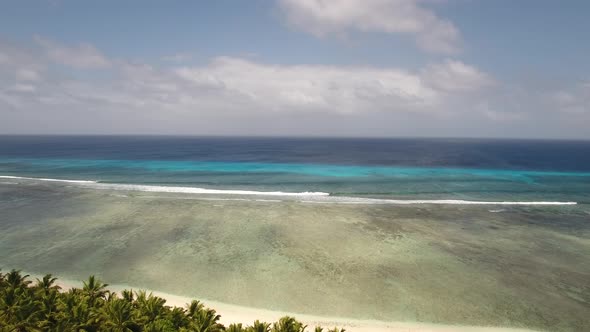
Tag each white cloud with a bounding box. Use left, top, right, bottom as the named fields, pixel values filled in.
left=175, top=56, right=452, bottom=113
left=35, top=36, right=111, bottom=69
left=477, top=103, right=524, bottom=122
left=9, top=83, right=37, bottom=93
left=1, top=38, right=484, bottom=113
left=0, top=38, right=495, bottom=134
left=2, top=38, right=588, bottom=138
left=552, top=91, right=576, bottom=104
left=278, top=0, right=461, bottom=54
left=16, top=68, right=42, bottom=82
left=421, top=60, right=494, bottom=93
left=550, top=83, right=590, bottom=115
left=0, top=42, right=46, bottom=76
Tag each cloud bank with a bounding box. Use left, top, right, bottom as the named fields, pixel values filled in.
left=0, top=38, right=588, bottom=138
left=278, top=0, right=462, bottom=54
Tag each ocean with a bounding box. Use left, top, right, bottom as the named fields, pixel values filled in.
left=1, top=136, right=589, bottom=203
left=1, top=136, right=589, bottom=331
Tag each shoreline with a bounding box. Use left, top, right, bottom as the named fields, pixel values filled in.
left=39, top=275, right=537, bottom=332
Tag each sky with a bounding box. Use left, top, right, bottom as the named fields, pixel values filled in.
left=0, top=0, right=589, bottom=138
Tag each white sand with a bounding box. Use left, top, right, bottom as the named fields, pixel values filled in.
left=47, top=277, right=537, bottom=332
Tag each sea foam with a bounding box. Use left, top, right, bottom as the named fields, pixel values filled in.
left=301, top=198, right=577, bottom=206
left=0, top=175, right=328, bottom=197
left=87, top=183, right=330, bottom=197
left=0, top=175, right=578, bottom=205
left=0, top=175, right=97, bottom=184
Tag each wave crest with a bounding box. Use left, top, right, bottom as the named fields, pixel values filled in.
left=0, top=175, right=97, bottom=184
left=0, top=175, right=578, bottom=205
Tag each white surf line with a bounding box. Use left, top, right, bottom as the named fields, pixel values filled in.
left=300, top=199, right=577, bottom=206
left=84, top=182, right=329, bottom=197
left=0, top=175, right=97, bottom=184
left=117, top=195, right=284, bottom=203
left=1, top=175, right=577, bottom=205
left=0, top=175, right=328, bottom=196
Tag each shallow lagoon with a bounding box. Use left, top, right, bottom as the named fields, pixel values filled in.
left=0, top=180, right=589, bottom=331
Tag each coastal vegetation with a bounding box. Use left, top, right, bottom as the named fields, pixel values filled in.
left=0, top=270, right=345, bottom=332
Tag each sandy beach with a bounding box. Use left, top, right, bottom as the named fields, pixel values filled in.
left=44, top=276, right=538, bottom=332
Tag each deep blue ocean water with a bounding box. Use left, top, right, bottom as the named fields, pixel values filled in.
left=1, top=136, right=589, bottom=203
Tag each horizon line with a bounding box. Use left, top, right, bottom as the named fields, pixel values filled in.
left=0, top=134, right=589, bottom=142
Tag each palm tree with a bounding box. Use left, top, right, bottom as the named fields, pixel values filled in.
left=0, top=282, right=39, bottom=327
left=3, top=303, right=44, bottom=332
left=194, top=308, right=224, bottom=332
left=227, top=323, right=246, bottom=332
left=36, top=287, right=61, bottom=330
left=4, top=270, right=31, bottom=289
left=134, top=290, right=168, bottom=324
left=271, top=316, right=307, bottom=332
left=185, top=300, right=224, bottom=332
left=248, top=320, right=271, bottom=332
left=167, top=306, right=189, bottom=329
left=82, top=275, right=109, bottom=305
left=0, top=288, right=42, bottom=332
left=186, top=300, right=205, bottom=319
left=99, top=298, right=139, bottom=332
left=121, top=289, right=135, bottom=303
left=35, top=274, right=61, bottom=294
left=0, top=271, right=346, bottom=332
left=56, top=289, right=99, bottom=331
left=143, top=319, right=176, bottom=332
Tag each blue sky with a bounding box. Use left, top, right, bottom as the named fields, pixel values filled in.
left=0, top=0, right=589, bottom=138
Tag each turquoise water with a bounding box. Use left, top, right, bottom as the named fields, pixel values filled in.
left=1, top=137, right=590, bottom=330
left=2, top=157, right=590, bottom=203
left=1, top=136, right=589, bottom=203
left=6, top=157, right=590, bottom=177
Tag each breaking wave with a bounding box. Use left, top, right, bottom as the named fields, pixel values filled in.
left=0, top=175, right=577, bottom=205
